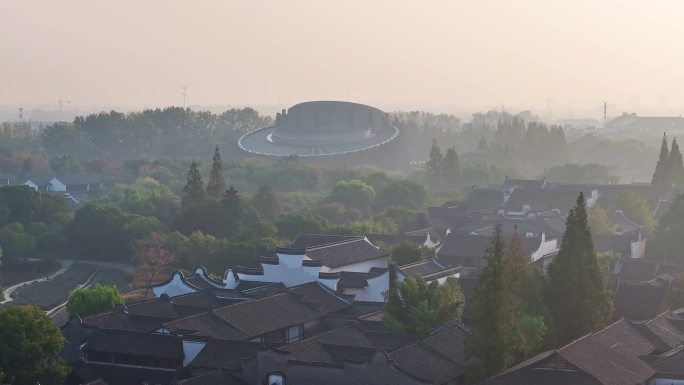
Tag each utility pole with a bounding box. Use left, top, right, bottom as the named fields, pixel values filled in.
left=181, top=86, right=188, bottom=108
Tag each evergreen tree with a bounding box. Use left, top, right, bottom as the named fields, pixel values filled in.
left=383, top=277, right=464, bottom=336
left=477, top=136, right=488, bottom=151
left=652, top=133, right=670, bottom=185
left=545, top=193, right=613, bottom=345
left=253, top=185, right=280, bottom=222
left=182, top=161, right=205, bottom=208
left=669, top=138, right=683, bottom=185
left=425, top=138, right=444, bottom=190
left=221, top=186, right=245, bottom=236
left=466, top=225, right=526, bottom=381
left=443, top=146, right=460, bottom=185
left=206, top=145, right=226, bottom=199
left=506, top=231, right=549, bottom=360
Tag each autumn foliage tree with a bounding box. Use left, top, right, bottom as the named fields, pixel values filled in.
left=132, top=233, right=175, bottom=295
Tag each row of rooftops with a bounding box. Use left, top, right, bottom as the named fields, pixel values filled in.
left=481, top=311, right=684, bottom=385
left=62, top=277, right=470, bottom=385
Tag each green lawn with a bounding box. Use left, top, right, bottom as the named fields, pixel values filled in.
left=0, top=260, right=62, bottom=291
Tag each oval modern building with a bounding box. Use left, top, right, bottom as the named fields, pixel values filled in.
left=238, top=101, right=408, bottom=169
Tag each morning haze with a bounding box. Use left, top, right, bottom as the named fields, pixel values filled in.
left=4, top=2, right=684, bottom=385
left=2, top=0, right=684, bottom=115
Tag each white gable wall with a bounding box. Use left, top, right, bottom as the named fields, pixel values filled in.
left=339, top=271, right=389, bottom=302
left=49, top=178, right=67, bottom=192
left=152, top=272, right=198, bottom=298
left=530, top=233, right=558, bottom=263
left=182, top=340, right=206, bottom=366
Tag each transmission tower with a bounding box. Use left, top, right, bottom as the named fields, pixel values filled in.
left=181, top=86, right=188, bottom=108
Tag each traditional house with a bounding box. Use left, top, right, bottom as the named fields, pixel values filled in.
left=479, top=319, right=657, bottom=385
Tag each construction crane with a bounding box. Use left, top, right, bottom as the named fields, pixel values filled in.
left=58, top=98, right=71, bottom=111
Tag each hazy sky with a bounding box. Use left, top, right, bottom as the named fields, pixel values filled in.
left=2, top=0, right=684, bottom=116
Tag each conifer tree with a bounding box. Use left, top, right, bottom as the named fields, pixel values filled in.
left=466, top=225, right=526, bottom=381
left=206, top=145, right=226, bottom=199
left=182, top=160, right=205, bottom=208
left=443, top=146, right=460, bottom=185
left=652, top=133, right=670, bottom=185
left=253, top=184, right=280, bottom=222
left=478, top=136, right=488, bottom=151
left=669, top=138, right=683, bottom=185
left=545, top=193, right=613, bottom=345
left=221, top=186, right=245, bottom=236
left=425, top=138, right=443, bottom=190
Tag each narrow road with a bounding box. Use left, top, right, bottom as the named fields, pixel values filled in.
left=46, top=268, right=102, bottom=316
left=0, top=260, right=73, bottom=305
left=1, top=259, right=133, bottom=306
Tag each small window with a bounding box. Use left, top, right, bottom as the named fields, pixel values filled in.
left=267, top=372, right=286, bottom=385
left=287, top=325, right=302, bottom=343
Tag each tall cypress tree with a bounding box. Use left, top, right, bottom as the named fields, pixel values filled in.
left=253, top=184, right=280, bottom=222
left=669, top=138, right=683, bottom=185
left=206, top=145, right=226, bottom=199
left=466, top=225, right=526, bottom=381
left=425, top=138, right=444, bottom=190
left=182, top=160, right=205, bottom=208
left=443, top=146, right=460, bottom=185
left=546, top=193, right=613, bottom=345
left=221, top=186, right=245, bottom=236
left=652, top=133, right=670, bottom=185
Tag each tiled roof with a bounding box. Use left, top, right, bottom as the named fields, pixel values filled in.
left=283, top=327, right=373, bottom=364
left=69, top=362, right=180, bottom=385
left=557, top=331, right=655, bottom=385
left=176, top=369, right=248, bottom=385
left=53, top=175, right=102, bottom=186
left=365, top=233, right=408, bottom=247
left=256, top=349, right=424, bottom=385
left=335, top=268, right=388, bottom=290
left=613, top=259, right=660, bottom=283
left=613, top=280, right=668, bottom=320
left=592, top=319, right=657, bottom=356
left=81, top=307, right=175, bottom=333
left=362, top=331, right=418, bottom=352
left=305, top=238, right=388, bottom=269
left=397, top=258, right=460, bottom=281
left=290, top=234, right=361, bottom=249
left=643, top=312, right=684, bottom=350
left=502, top=177, right=546, bottom=190
left=650, top=345, right=684, bottom=375
left=482, top=319, right=657, bottom=385
left=212, top=290, right=339, bottom=337
left=163, top=311, right=248, bottom=340
left=422, top=323, right=468, bottom=366
left=467, top=188, right=505, bottom=206
left=82, top=329, right=183, bottom=359
left=437, top=234, right=493, bottom=262
left=189, top=339, right=261, bottom=370
left=288, top=281, right=353, bottom=313
left=390, top=342, right=463, bottom=383
left=503, top=188, right=583, bottom=213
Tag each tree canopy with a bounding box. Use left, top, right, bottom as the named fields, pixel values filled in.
left=0, top=305, right=67, bottom=385
left=67, top=284, right=123, bottom=317
left=545, top=193, right=613, bottom=345
left=383, top=277, right=464, bottom=336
